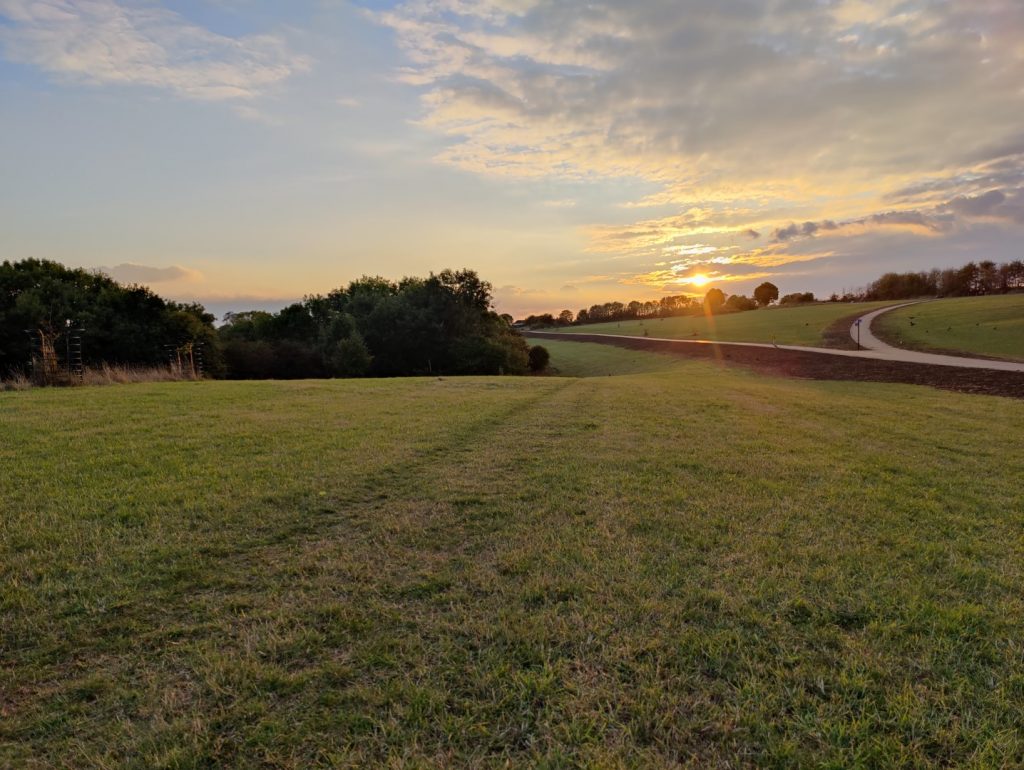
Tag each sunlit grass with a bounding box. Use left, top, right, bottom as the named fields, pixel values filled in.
left=3, top=357, right=1023, bottom=767
left=875, top=295, right=1024, bottom=361
left=551, top=300, right=896, bottom=347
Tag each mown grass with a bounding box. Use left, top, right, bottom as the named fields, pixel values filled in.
left=548, top=301, right=896, bottom=347
left=875, top=295, right=1024, bottom=361
left=2, top=352, right=1024, bottom=768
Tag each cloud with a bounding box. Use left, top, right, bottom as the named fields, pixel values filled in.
left=773, top=221, right=839, bottom=242
left=943, top=189, right=1007, bottom=218
left=772, top=210, right=948, bottom=243
left=379, top=0, right=1024, bottom=294
left=587, top=209, right=738, bottom=256
left=0, top=0, right=310, bottom=101
left=102, top=263, right=202, bottom=284
left=379, top=0, right=1024, bottom=188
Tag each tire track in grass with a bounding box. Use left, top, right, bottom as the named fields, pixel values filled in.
left=0, top=377, right=579, bottom=766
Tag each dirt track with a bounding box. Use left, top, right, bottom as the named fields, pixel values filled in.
left=532, top=333, right=1024, bottom=399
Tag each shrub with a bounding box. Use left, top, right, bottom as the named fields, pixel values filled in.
left=725, top=294, right=758, bottom=312
left=528, top=345, right=550, bottom=372
left=779, top=292, right=816, bottom=306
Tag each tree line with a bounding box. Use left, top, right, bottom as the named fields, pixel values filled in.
left=520, top=283, right=787, bottom=327
left=0, top=259, right=222, bottom=378
left=523, top=257, right=1024, bottom=328
left=863, top=260, right=1024, bottom=301
left=219, top=269, right=532, bottom=379
left=0, top=260, right=541, bottom=380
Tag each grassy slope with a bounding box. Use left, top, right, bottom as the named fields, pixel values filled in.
left=549, top=301, right=896, bottom=347
left=3, top=357, right=1024, bottom=768
left=875, top=295, right=1024, bottom=361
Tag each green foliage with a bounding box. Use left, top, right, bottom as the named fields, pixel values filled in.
left=330, top=333, right=373, bottom=377
left=528, top=344, right=550, bottom=372
left=0, top=259, right=221, bottom=376
left=220, top=268, right=529, bottom=379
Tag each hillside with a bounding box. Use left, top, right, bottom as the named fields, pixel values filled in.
left=874, top=295, right=1024, bottom=362
left=547, top=301, right=897, bottom=347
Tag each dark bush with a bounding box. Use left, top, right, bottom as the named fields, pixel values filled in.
left=779, top=292, right=816, bottom=306
left=528, top=345, right=550, bottom=372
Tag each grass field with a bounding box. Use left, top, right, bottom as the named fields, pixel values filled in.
left=3, top=348, right=1024, bottom=767
left=875, top=295, right=1024, bottom=362
left=548, top=301, right=897, bottom=347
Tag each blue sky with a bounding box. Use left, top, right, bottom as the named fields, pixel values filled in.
left=2, top=0, right=1024, bottom=319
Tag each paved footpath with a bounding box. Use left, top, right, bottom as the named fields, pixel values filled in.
left=532, top=303, right=1024, bottom=373
left=848, top=301, right=1024, bottom=372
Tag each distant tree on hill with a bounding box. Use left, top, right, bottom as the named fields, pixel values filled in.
left=778, top=292, right=816, bottom=305
left=754, top=282, right=779, bottom=307
left=1000, top=260, right=1024, bottom=291
left=725, top=294, right=757, bottom=312
left=703, top=288, right=726, bottom=314
left=522, top=313, right=556, bottom=328
left=558, top=309, right=574, bottom=325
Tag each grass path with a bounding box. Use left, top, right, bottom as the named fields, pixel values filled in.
left=874, top=295, right=1024, bottom=361
left=3, top=359, right=1024, bottom=767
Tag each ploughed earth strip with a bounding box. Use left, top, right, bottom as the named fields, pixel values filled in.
left=533, top=333, right=1024, bottom=399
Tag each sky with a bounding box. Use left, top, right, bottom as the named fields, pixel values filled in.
left=2, top=0, right=1023, bottom=319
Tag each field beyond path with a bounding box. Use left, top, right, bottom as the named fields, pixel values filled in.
left=551, top=300, right=898, bottom=348
left=874, top=295, right=1024, bottom=362
left=3, top=355, right=1024, bottom=767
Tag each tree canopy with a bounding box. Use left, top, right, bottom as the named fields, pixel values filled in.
left=219, top=269, right=529, bottom=379
left=754, top=282, right=779, bottom=307
left=703, top=288, right=726, bottom=314
left=0, top=259, right=221, bottom=377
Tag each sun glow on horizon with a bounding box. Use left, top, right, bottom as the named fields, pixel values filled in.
left=688, top=273, right=711, bottom=287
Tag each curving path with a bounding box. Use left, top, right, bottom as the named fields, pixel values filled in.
left=848, top=301, right=1024, bottom=372
left=530, top=303, right=1024, bottom=373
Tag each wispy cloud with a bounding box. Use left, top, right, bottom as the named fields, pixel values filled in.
left=0, top=0, right=310, bottom=101
left=101, top=262, right=202, bottom=284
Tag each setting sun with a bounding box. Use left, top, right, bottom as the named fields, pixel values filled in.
left=689, top=274, right=711, bottom=287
